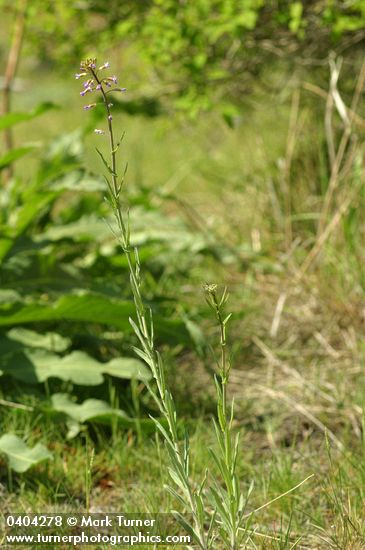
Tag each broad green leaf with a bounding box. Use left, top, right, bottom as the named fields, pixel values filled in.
left=0, top=349, right=149, bottom=385
left=65, top=419, right=82, bottom=439
left=0, top=102, right=57, bottom=131
left=0, top=290, right=21, bottom=303
left=100, top=357, right=151, bottom=382
left=36, top=215, right=108, bottom=242
left=51, top=393, right=130, bottom=423
left=6, top=328, right=70, bottom=352
left=0, top=335, right=29, bottom=355
left=0, top=434, right=52, bottom=473
left=0, top=293, right=134, bottom=330
left=0, top=350, right=103, bottom=385
left=35, top=208, right=203, bottom=249
left=9, top=190, right=59, bottom=236
left=49, top=170, right=105, bottom=192
left=44, top=130, right=84, bottom=162
left=50, top=393, right=159, bottom=434
left=0, top=292, right=192, bottom=344
left=0, top=238, right=14, bottom=266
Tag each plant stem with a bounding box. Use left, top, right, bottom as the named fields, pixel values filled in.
left=92, top=69, right=208, bottom=549
left=205, top=285, right=241, bottom=550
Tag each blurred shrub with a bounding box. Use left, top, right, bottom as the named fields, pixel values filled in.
left=2, top=0, right=365, bottom=117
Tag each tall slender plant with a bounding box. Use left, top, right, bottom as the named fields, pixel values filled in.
left=76, top=58, right=212, bottom=550
left=76, top=58, right=251, bottom=549
left=204, top=284, right=248, bottom=549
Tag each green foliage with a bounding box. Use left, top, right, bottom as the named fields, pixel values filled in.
left=288, top=2, right=305, bottom=35
left=129, top=0, right=365, bottom=115
left=4, top=0, right=365, bottom=117
left=0, top=100, right=210, bottom=461
left=204, top=285, right=247, bottom=548
left=133, top=0, right=264, bottom=116
left=0, top=434, right=52, bottom=473
left=0, top=146, right=37, bottom=171
left=0, top=345, right=149, bottom=386
left=323, top=0, right=365, bottom=35
left=50, top=393, right=157, bottom=436
left=0, top=102, right=57, bottom=131
left=0, top=103, right=57, bottom=174
left=3, top=327, right=70, bottom=352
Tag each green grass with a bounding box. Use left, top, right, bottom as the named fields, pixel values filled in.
left=2, top=398, right=365, bottom=548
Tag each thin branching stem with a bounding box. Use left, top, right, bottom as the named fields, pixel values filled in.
left=86, top=62, right=208, bottom=550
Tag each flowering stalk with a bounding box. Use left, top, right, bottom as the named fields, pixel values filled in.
left=76, top=58, right=211, bottom=549
left=204, top=284, right=246, bottom=550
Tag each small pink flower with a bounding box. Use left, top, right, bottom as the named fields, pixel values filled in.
left=80, top=87, right=92, bottom=96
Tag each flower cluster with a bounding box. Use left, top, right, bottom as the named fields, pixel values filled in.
left=75, top=58, right=126, bottom=134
